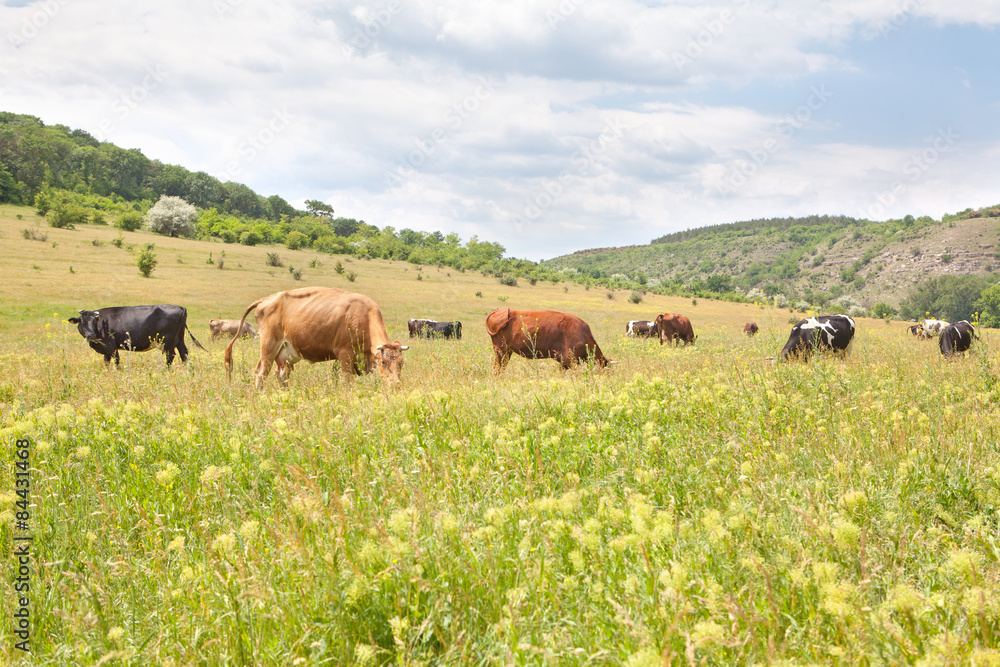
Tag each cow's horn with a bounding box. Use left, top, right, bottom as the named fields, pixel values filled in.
left=401, top=346, right=409, bottom=350
left=376, top=345, right=383, bottom=351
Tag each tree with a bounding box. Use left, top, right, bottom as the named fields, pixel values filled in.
left=306, top=199, right=334, bottom=219
left=899, top=275, right=995, bottom=322
left=146, top=195, right=197, bottom=238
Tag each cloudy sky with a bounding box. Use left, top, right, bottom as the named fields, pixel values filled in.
left=3, top=0, right=999, bottom=260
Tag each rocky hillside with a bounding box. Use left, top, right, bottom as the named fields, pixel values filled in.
left=542, top=208, right=1000, bottom=309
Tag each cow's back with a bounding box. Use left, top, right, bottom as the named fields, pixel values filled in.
left=258, top=287, right=384, bottom=362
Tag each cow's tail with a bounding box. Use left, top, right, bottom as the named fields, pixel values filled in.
left=224, top=298, right=263, bottom=381
left=186, top=324, right=207, bottom=351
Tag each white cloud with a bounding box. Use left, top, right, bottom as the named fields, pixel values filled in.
left=2, top=0, right=999, bottom=260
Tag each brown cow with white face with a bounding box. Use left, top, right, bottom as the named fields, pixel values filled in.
left=486, top=308, right=609, bottom=371
left=655, top=313, right=695, bottom=346
left=224, top=287, right=407, bottom=387
left=209, top=318, right=259, bottom=340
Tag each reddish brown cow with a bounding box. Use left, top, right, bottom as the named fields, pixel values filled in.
left=485, top=308, right=609, bottom=371
left=743, top=322, right=759, bottom=337
left=655, top=313, right=696, bottom=346
left=224, top=286, right=407, bottom=387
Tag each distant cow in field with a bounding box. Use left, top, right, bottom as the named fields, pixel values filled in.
left=225, top=286, right=408, bottom=387
left=408, top=319, right=432, bottom=338
left=780, top=315, right=856, bottom=361
left=69, top=305, right=206, bottom=366
left=939, top=320, right=976, bottom=357
left=486, top=308, right=609, bottom=371
left=655, top=313, right=695, bottom=346
left=209, top=318, right=258, bottom=340
left=416, top=320, right=461, bottom=339
left=908, top=324, right=922, bottom=336
left=920, top=319, right=949, bottom=340
left=743, top=322, right=759, bottom=337
left=626, top=320, right=658, bottom=338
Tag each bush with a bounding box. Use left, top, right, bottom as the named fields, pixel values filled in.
left=628, top=291, right=643, bottom=304
left=48, top=200, right=88, bottom=229
left=285, top=231, right=308, bottom=250
left=116, top=210, right=143, bottom=231
left=498, top=275, right=518, bottom=287
left=240, top=230, right=263, bottom=246
left=345, top=270, right=357, bottom=282
left=145, top=195, right=197, bottom=237
left=136, top=243, right=157, bottom=278
left=869, top=301, right=897, bottom=319
left=266, top=252, right=283, bottom=267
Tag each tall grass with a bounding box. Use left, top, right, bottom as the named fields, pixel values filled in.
left=1, top=209, right=999, bottom=664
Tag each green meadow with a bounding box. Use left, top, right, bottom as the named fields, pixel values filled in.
left=2, top=206, right=1000, bottom=666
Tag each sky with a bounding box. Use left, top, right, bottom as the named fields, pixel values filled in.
left=2, top=0, right=1000, bottom=261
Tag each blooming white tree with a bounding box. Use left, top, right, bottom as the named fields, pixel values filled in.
left=145, top=195, right=197, bottom=237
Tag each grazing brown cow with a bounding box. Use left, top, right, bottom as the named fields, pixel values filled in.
left=224, top=287, right=408, bottom=387
left=209, top=318, right=259, bottom=340
left=486, top=308, right=609, bottom=371
left=655, top=313, right=696, bottom=346
left=743, top=322, right=759, bottom=337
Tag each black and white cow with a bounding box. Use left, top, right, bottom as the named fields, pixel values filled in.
left=424, top=320, right=462, bottom=340
left=780, top=315, right=856, bottom=361
left=939, top=320, right=976, bottom=357
left=626, top=320, right=658, bottom=338
left=69, top=305, right=206, bottom=365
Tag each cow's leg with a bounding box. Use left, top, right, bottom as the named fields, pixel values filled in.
left=254, top=336, right=283, bottom=389
left=176, top=335, right=189, bottom=363
left=165, top=346, right=176, bottom=366
left=335, top=350, right=357, bottom=382
left=493, top=347, right=512, bottom=373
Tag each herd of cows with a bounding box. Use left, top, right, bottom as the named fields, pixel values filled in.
left=65, top=287, right=980, bottom=385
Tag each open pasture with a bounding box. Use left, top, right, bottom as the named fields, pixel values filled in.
left=2, top=208, right=1000, bottom=665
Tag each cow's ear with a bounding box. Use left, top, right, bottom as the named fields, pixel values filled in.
left=68, top=317, right=80, bottom=324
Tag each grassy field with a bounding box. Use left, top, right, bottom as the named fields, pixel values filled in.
left=2, top=206, right=1000, bottom=665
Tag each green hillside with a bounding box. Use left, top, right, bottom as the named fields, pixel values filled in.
left=543, top=210, right=1000, bottom=317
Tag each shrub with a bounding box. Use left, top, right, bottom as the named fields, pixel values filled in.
left=606, top=292, right=614, bottom=300
left=628, top=291, right=643, bottom=304
left=334, top=260, right=345, bottom=275
left=266, top=252, right=284, bottom=267
left=240, top=230, right=263, bottom=246
left=145, top=195, right=197, bottom=237
left=48, top=200, right=88, bottom=229
left=345, top=270, right=357, bottom=282
left=285, top=231, right=308, bottom=250
left=498, top=275, right=518, bottom=287
left=21, top=227, right=47, bottom=242
left=870, top=301, right=897, bottom=319
left=136, top=243, right=157, bottom=278
left=116, top=211, right=143, bottom=232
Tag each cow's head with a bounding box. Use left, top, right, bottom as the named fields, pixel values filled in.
left=68, top=310, right=104, bottom=341
left=780, top=323, right=816, bottom=361
left=374, top=341, right=408, bottom=383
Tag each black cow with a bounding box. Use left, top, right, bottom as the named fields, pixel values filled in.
left=68, top=305, right=206, bottom=365
left=423, top=320, right=462, bottom=340
left=780, top=315, right=856, bottom=361
left=939, top=320, right=976, bottom=357
left=408, top=319, right=432, bottom=338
